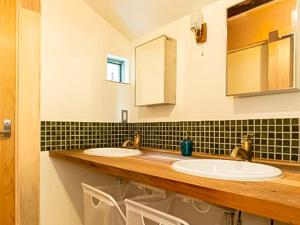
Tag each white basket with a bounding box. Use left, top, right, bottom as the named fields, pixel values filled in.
left=82, top=182, right=166, bottom=225
left=125, top=194, right=221, bottom=225
left=125, top=198, right=189, bottom=225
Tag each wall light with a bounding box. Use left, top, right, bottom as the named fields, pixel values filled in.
left=190, top=7, right=207, bottom=44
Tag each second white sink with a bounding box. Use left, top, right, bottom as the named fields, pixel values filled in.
left=84, top=148, right=141, bottom=157
left=172, top=159, right=282, bottom=181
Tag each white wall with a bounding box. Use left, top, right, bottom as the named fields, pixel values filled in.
left=40, top=152, right=117, bottom=225
left=40, top=0, right=134, bottom=225
left=132, top=0, right=300, bottom=122
left=41, top=0, right=300, bottom=124
left=41, top=0, right=135, bottom=122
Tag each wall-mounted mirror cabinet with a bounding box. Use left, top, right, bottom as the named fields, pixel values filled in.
left=226, top=0, right=300, bottom=96
left=135, top=35, right=177, bottom=106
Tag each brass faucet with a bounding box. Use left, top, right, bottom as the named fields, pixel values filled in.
left=231, top=134, right=253, bottom=162
left=122, top=132, right=141, bottom=149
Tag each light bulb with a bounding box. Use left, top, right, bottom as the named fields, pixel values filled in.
left=190, top=6, right=202, bottom=31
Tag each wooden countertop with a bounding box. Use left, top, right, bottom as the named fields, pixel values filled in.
left=49, top=149, right=300, bottom=224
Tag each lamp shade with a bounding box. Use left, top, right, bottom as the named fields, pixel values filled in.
left=190, top=6, right=202, bottom=30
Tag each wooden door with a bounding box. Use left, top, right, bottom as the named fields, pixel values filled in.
left=0, top=0, right=17, bottom=224
left=0, top=1, right=40, bottom=225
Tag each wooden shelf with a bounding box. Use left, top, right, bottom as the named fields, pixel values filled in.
left=49, top=149, right=300, bottom=224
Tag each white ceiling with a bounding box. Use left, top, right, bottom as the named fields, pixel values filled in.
left=83, top=0, right=218, bottom=40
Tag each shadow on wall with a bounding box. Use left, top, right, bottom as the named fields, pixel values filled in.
left=137, top=104, right=175, bottom=120
left=233, top=91, right=300, bottom=114
left=48, top=157, right=116, bottom=225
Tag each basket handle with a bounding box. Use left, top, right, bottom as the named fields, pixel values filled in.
left=91, top=196, right=102, bottom=208
left=192, top=199, right=211, bottom=214
left=141, top=215, right=163, bottom=225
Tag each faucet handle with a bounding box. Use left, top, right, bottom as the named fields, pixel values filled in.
left=241, top=134, right=253, bottom=153
left=242, top=134, right=253, bottom=141
left=134, top=132, right=141, bottom=141
left=243, top=133, right=253, bottom=137
left=134, top=131, right=141, bottom=136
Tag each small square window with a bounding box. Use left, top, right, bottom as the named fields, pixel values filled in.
left=106, top=54, right=129, bottom=84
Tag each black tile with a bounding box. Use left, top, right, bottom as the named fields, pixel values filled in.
left=283, top=118, right=291, bottom=125
left=291, top=155, right=298, bottom=161
left=276, top=119, right=283, bottom=125
left=262, top=119, right=268, bottom=125
left=291, top=118, right=298, bottom=125
left=292, top=126, right=299, bottom=132
left=40, top=118, right=300, bottom=162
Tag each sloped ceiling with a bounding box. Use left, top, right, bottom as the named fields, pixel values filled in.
left=83, top=0, right=218, bottom=40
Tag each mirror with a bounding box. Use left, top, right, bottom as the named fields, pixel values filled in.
left=226, top=0, right=298, bottom=96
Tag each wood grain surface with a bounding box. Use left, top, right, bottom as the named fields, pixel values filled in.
left=0, top=1, right=17, bottom=224
left=16, top=4, right=40, bottom=225
left=227, top=0, right=296, bottom=51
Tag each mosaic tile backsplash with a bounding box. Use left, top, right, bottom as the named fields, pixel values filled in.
left=41, top=118, right=300, bottom=162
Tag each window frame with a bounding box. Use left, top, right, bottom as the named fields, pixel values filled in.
left=106, top=54, right=129, bottom=84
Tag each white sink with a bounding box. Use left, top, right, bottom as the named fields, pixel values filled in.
left=83, top=148, right=141, bottom=157
left=172, top=159, right=282, bottom=181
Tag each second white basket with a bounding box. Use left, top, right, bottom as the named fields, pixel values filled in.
left=82, top=181, right=166, bottom=225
